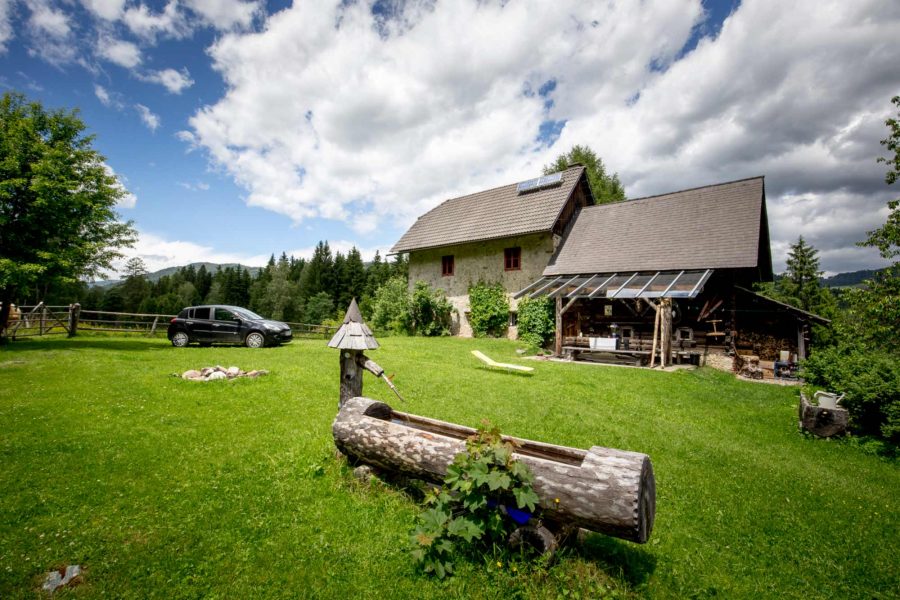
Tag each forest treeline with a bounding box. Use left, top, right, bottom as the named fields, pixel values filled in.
left=36, top=242, right=409, bottom=324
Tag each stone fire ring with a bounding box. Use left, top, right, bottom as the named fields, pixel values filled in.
left=180, top=366, right=269, bottom=382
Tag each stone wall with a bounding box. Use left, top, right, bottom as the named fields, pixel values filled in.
left=407, top=233, right=557, bottom=337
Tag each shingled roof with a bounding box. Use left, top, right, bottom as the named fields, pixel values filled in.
left=391, top=165, right=586, bottom=253
left=543, top=176, right=771, bottom=276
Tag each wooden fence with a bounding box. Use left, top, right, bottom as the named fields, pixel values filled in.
left=3, top=303, right=338, bottom=341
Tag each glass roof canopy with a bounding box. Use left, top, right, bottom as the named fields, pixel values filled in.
left=513, top=270, right=713, bottom=301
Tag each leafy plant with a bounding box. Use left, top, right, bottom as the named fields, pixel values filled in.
left=468, top=282, right=510, bottom=337
left=516, top=296, right=555, bottom=349
left=409, top=281, right=453, bottom=336
left=411, top=423, right=540, bottom=578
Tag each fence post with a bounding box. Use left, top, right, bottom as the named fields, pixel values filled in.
left=68, top=303, right=80, bottom=337
left=39, top=303, right=46, bottom=336
left=149, top=316, right=159, bottom=336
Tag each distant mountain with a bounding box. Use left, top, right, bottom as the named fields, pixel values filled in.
left=820, top=269, right=887, bottom=288
left=92, top=262, right=262, bottom=288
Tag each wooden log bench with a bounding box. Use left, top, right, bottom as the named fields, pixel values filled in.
left=562, top=346, right=649, bottom=366
left=333, top=397, right=656, bottom=545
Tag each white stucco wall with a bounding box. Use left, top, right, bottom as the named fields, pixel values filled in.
left=407, top=233, right=557, bottom=337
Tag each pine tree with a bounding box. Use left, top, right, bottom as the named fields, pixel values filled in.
left=776, top=236, right=832, bottom=314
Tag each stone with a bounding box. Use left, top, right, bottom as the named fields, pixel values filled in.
left=227, top=366, right=241, bottom=377
left=181, top=370, right=202, bottom=380
left=42, top=565, right=81, bottom=593
left=206, top=371, right=227, bottom=381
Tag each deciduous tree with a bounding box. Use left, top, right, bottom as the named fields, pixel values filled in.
left=0, top=92, right=135, bottom=334
left=543, top=144, right=625, bottom=204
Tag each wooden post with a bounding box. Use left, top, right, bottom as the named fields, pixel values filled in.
left=661, top=299, right=673, bottom=368
left=39, top=303, right=46, bottom=336
left=649, top=304, right=660, bottom=368
left=340, top=350, right=364, bottom=408
left=67, top=303, right=80, bottom=337
left=554, top=296, right=563, bottom=356
left=149, top=315, right=159, bottom=337
left=797, top=324, right=806, bottom=360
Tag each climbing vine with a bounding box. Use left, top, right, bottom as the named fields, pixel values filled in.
left=410, top=423, right=540, bottom=578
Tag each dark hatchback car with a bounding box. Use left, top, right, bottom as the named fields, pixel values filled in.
left=167, top=305, right=293, bottom=348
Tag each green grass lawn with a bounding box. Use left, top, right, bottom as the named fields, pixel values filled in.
left=0, top=335, right=897, bottom=599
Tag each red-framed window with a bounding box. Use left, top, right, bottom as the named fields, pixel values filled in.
left=504, top=247, right=521, bottom=271
left=441, top=255, right=454, bottom=276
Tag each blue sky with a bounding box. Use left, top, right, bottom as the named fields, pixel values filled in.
left=1, top=0, right=898, bottom=275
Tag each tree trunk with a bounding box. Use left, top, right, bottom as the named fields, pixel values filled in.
left=333, top=397, right=656, bottom=543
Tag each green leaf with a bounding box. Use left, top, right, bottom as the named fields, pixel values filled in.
left=484, top=471, right=512, bottom=491
left=447, top=517, right=484, bottom=542
left=513, top=487, right=540, bottom=511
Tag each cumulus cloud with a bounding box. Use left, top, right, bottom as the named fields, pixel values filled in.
left=123, top=1, right=189, bottom=41
left=135, top=103, right=160, bottom=130
left=184, top=0, right=260, bottom=30
left=97, top=35, right=142, bottom=68
left=119, top=230, right=269, bottom=275
left=24, top=0, right=78, bottom=64
left=0, top=0, right=15, bottom=54
left=139, top=67, right=194, bottom=93
left=181, top=0, right=900, bottom=273
left=80, top=0, right=125, bottom=21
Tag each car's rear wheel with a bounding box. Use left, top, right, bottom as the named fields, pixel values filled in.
left=245, top=331, right=265, bottom=348
left=171, top=331, right=189, bottom=347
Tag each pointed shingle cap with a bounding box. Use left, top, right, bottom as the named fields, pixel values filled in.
left=327, top=298, right=379, bottom=350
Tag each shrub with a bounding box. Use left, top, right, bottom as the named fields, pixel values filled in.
left=410, top=423, right=540, bottom=578
left=409, top=281, right=453, bottom=336
left=802, top=345, right=900, bottom=443
left=468, top=282, right=509, bottom=337
left=371, top=276, right=412, bottom=334
left=516, top=296, right=555, bottom=349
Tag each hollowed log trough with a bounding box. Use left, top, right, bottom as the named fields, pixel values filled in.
left=333, top=397, right=656, bottom=544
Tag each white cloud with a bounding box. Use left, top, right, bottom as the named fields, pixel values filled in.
left=178, top=181, right=210, bottom=191
left=24, top=0, right=77, bottom=64
left=123, top=1, right=189, bottom=41
left=80, top=0, right=125, bottom=21
left=97, top=35, right=142, bottom=68
left=184, top=0, right=260, bottom=30
left=0, top=0, right=15, bottom=54
left=140, top=67, right=194, bottom=93
left=103, top=163, right=137, bottom=209
left=182, top=0, right=900, bottom=273
left=119, top=230, right=269, bottom=275
left=94, top=83, right=111, bottom=105
left=135, top=103, right=160, bottom=130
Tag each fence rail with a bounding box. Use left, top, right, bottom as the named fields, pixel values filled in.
left=2, top=302, right=338, bottom=341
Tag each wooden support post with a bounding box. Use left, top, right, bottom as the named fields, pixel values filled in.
left=649, top=303, right=660, bottom=368
left=67, top=303, right=80, bottom=337
left=339, top=349, right=364, bottom=408
left=661, top=299, right=673, bottom=368
left=797, top=324, right=807, bottom=360
left=149, top=315, right=159, bottom=337
left=554, top=296, right=563, bottom=356
left=39, top=303, right=46, bottom=336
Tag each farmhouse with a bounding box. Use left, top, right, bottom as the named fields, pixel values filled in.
left=391, top=165, right=827, bottom=368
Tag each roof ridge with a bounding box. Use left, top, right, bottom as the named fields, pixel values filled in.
left=625, top=175, right=765, bottom=203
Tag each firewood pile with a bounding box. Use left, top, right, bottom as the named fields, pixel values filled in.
left=735, top=332, right=792, bottom=361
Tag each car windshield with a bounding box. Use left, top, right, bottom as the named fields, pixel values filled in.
left=232, top=307, right=265, bottom=320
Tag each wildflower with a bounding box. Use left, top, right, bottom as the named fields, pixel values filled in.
left=496, top=561, right=502, bottom=568
left=554, top=498, right=560, bottom=504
